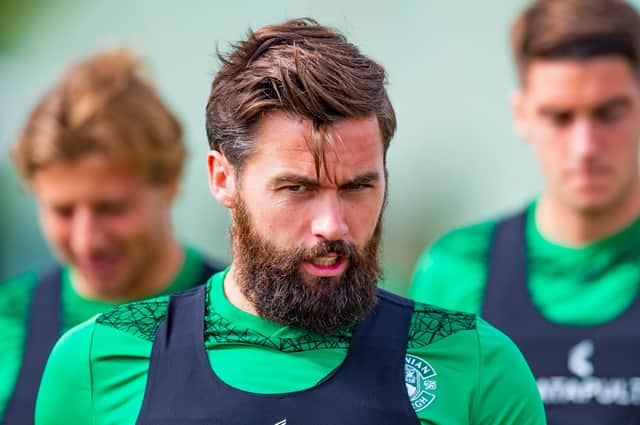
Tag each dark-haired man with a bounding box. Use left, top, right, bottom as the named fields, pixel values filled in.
left=410, top=0, right=640, bottom=423
left=37, top=19, right=545, bottom=425
left=1, top=50, right=222, bottom=425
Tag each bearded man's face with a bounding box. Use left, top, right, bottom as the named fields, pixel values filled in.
left=223, top=112, right=387, bottom=334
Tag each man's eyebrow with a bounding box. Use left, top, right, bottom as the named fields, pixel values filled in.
left=270, top=174, right=320, bottom=187
left=269, top=171, right=381, bottom=188
left=591, top=95, right=632, bottom=112
left=539, top=95, right=633, bottom=116
left=539, top=105, right=572, bottom=116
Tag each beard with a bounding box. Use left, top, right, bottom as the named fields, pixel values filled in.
left=230, top=196, right=382, bottom=335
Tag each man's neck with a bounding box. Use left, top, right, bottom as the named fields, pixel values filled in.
left=536, top=185, right=640, bottom=247
left=222, top=265, right=258, bottom=316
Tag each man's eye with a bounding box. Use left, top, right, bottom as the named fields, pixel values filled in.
left=343, top=181, right=375, bottom=192
left=343, top=183, right=365, bottom=191
left=96, top=203, right=128, bottom=215
left=549, top=112, right=573, bottom=128
left=53, top=206, right=73, bottom=219
left=283, top=185, right=306, bottom=193
left=594, top=106, right=625, bottom=125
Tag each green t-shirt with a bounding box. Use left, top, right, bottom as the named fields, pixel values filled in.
left=0, top=246, right=210, bottom=422
left=36, top=269, right=546, bottom=425
left=409, top=202, right=640, bottom=325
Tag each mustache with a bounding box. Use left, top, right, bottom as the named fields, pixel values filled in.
left=300, top=240, right=357, bottom=260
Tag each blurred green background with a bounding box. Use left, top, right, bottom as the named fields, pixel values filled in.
left=4, top=1, right=635, bottom=294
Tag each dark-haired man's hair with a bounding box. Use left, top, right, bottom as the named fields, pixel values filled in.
left=205, top=18, right=396, bottom=175
left=511, top=0, right=640, bottom=83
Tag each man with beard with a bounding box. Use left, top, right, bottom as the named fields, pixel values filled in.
left=36, top=19, right=545, bottom=425
left=410, top=0, right=640, bottom=423
left=1, top=49, right=222, bottom=425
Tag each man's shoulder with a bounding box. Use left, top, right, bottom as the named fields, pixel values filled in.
left=0, top=270, right=39, bottom=293
left=406, top=300, right=539, bottom=397
left=407, top=300, right=477, bottom=348
left=403, top=299, right=544, bottom=423
left=0, top=270, right=39, bottom=319
left=473, top=315, right=531, bottom=362
left=95, top=292, right=172, bottom=342
left=428, top=219, right=497, bottom=259
left=406, top=297, right=528, bottom=360
left=409, top=218, right=500, bottom=309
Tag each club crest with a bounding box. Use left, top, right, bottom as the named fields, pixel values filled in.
left=405, top=354, right=437, bottom=412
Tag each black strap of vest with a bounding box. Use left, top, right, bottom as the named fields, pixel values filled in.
left=482, top=210, right=528, bottom=324
left=336, top=289, right=415, bottom=399
left=136, top=284, right=207, bottom=423
left=3, top=268, right=61, bottom=425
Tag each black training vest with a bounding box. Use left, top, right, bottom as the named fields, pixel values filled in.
left=136, top=286, right=420, bottom=425
left=483, top=211, right=640, bottom=425
left=2, top=261, right=220, bottom=425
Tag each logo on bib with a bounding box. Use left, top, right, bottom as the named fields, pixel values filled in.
left=537, top=339, right=640, bottom=406
left=405, top=354, right=437, bottom=412
left=568, top=339, right=594, bottom=378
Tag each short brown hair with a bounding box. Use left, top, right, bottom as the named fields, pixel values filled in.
left=12, top=49, right=184, bottom=185
left=205, top=18, right=396, bottom=176
left=511, top=0, right=640, bottom=83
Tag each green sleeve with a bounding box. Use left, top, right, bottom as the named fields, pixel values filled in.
left=35, top=318, right=95, bottom=425
left=471, top=319, right=546, bottom=425
left=408, top=221, right=496, bottom=314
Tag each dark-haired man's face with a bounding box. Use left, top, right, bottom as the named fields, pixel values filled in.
left=210, top=111, right=386, bottom=333
left=513, top=56, right=640, bottom=216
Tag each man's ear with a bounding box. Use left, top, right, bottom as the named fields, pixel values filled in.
left=510, top=89, right=531, bottom=141
left=207, top=150, right=236, bottom=208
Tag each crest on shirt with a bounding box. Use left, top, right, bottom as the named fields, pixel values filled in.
left=405, top=354, right=437, bottom=412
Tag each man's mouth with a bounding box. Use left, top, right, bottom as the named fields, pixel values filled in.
left=77, top=255, right=120, bottom=278
left=310, top=255, right=340, bottom=266
left=567, top=167, right=612, bottom=186
left=303, top=254, right=348, bottom=277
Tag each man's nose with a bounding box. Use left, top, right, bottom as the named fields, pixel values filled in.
left=569, top=118, right=600, bottom=161
left=70, top=209, right=106, bottom=256
left=310, top=193, right=349, bottom=241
